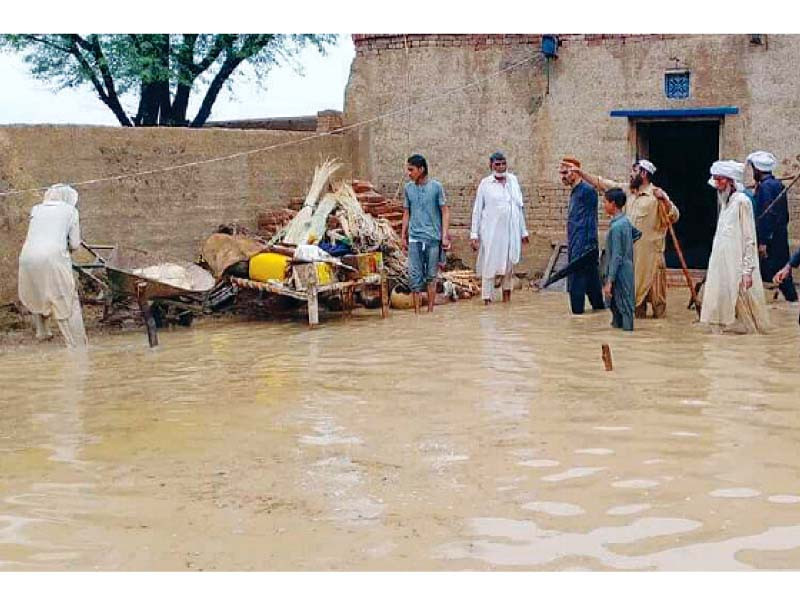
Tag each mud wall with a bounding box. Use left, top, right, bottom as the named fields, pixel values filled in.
left=0, top=126, right=352, bottom=303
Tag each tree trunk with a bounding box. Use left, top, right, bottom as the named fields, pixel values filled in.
left=190, top=57, right=243, bottom=128
left=132, top=35, right=171, bottom=126
left=155, top=80, right=172, bottom=126
left=170, top=83, right=192, bottom=126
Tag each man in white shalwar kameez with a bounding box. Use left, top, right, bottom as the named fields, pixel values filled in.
left=700, top=160, right=770, bottom=334
left=470, top=152, right=529, bottom=304
left=18, top=184, right=88, bottom=347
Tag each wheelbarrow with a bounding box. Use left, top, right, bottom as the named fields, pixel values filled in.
left=76, top=243, right=216, bottom=347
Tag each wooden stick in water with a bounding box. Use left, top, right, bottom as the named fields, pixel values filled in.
left=601, top=344, right=613, bottom=371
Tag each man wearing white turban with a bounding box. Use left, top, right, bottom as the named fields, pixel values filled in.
left=746, top=150, right=797, bottom=302
left=18, top=184, right=88, bottom=347
left=700, top=161, right=770, bottom=333
left=573, top=159, right=680, bottom=318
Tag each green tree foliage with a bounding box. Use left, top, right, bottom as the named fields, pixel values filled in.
left=0, top=34, right=337, bottom=127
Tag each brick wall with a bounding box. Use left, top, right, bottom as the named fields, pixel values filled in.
left=352, top=34, right=683, bottom=57
left=0, top=125, right=353, bottom=303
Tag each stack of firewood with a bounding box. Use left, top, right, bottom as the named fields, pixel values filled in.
left=441, top=270, right=481, bottom=299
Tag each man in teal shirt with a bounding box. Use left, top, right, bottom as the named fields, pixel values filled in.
left=401, top=154, right=451, bottom=313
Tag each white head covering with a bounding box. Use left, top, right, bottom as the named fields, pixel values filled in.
left=636, top=159, right=656, bottom=175
left=708, top=160, right=745, bottom=191
left=746, top=150, right=777, bottom=172
left=43, top=184, right=79, bottom=207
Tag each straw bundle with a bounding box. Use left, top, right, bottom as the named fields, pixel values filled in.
left=283, top=158, right=342, bottom=245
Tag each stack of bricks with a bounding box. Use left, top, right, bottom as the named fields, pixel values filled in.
left=256, top=208, right=297, bottom=237
left=351, top=180, right=405, bottom=234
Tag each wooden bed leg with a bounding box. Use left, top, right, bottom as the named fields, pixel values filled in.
left=307, top=284, right=319, bottom=328
left=345, top=287, right=354, bottom=318
left=136, top=282, right=159, bottom=347
left=380, top=271, right=389, bottom=319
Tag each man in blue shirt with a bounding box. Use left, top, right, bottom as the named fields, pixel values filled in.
left=559, top=157, right=605, bottom=314
left=748, top=150, right=797, bottom=302
left=401, top=154, right=451, bottom=313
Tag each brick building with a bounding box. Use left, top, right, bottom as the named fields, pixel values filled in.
left=345, top=34, right=800, bottom=270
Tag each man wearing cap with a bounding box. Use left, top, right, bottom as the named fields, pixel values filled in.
left=701, top=160, right=769, bottom=333
left=574, top=160, right=679, bottom=319
left=747, top=150, right=797, bottom=302
left=470, top=152, right=530, bottom=304
left=558, top=157, right=605, bottom=315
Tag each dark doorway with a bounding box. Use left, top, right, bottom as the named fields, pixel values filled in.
left=636, top=120, right=719, bottom=269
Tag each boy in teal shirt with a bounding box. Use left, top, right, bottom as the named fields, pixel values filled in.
left=401, top=154, right=451, bottom=313
left=602, top=188, right=640, bottom=331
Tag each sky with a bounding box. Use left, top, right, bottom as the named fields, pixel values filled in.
left=0, top=36, right=356, bottom=126
left=0, top=0, right=779, bottom=127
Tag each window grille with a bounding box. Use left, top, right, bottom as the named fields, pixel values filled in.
left=665, top=71, right=690, bottom=99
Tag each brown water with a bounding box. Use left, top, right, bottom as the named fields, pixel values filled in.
left=1, top=289, right=800, bottom=571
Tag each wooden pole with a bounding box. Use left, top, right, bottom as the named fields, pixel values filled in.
left=657, top=199, right=701, bottom=317
left=379, top=270, right=389, bottom=319
left=307, top=282, right=319, bottom=328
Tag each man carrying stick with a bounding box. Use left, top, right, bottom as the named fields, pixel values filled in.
left=573, top=160, right=680, bottom=319
left=747, top=150, right=798, bottom=303
left=701, top=160, right=770, bottom=334
left=558, top=157, right=606, bottom=315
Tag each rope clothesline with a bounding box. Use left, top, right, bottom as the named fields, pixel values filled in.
left=0, top=52, right=540, bottom=200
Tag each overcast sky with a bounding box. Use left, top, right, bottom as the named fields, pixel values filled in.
left=0, top=0, right=780, bottom=128
left=0, top=36, right=356, bottom=126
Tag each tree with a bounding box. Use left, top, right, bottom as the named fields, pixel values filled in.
left=0, top=34, right=337, bottom=127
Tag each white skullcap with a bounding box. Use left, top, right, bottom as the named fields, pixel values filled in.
left=636, top=159, right=656, bottom=175
left=43, top=184, right=79, bottom=207
left=709, top=160, right=745, bottom=191
left=746, top=150, right=777, bottom=172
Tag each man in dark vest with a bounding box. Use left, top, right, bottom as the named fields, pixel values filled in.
left=748, top=150, right=798, bottom=303
left=559, top=157, right=605, bottom=315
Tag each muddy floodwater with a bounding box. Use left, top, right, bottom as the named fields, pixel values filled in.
left=2, top=288, right=800, bottom=571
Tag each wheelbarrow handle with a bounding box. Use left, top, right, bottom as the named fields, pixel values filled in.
left=81, top=241, right=111, bottom=264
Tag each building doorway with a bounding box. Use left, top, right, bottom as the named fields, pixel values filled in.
left=636, top=120, right=720, bottom=269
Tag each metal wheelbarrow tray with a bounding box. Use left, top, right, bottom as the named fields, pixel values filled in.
left=104, top=246, right=216, bottom=347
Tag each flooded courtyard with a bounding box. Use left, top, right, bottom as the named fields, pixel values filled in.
left=1, top=288, right=800, bottom=571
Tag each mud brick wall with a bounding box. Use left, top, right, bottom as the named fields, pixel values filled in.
left=0, top=125, right=353, bottom=303
left=347, top=34, right=800, bottom=243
